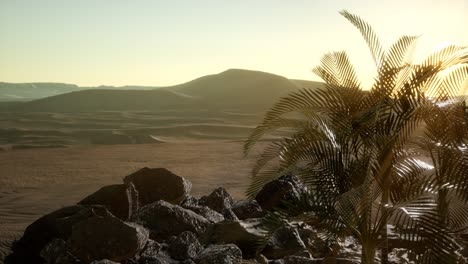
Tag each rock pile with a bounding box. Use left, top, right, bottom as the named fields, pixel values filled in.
left=6, top=168, right=465, bottom=264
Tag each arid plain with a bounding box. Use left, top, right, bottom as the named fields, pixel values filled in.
left=0, top=140, right=269, bottom=260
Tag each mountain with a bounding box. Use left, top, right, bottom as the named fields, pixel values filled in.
left=0, top=82, right=81, bottom=101
left=0, top=83, right=159, bottom=102
left=1, top=69, right=324, bottom=113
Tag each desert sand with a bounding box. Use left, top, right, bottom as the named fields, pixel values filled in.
left=0, top=141, right=265, bottom=261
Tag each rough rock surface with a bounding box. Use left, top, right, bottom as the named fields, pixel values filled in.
left=261, top=226, right=306, bottom=259
left=79, top=184, right=130, bottom=220
left=124, top=167, right=192, bottom=206
left=222, top=208, right=239, bottom=221
left=254, top=175, right=305, bottom=211
left=200, top=219, right=262, bottom=258
left=132, top=200, right=211, bottom=239
left=184, top=205, right=225, bottom=223
left=68, top=215, right=148, bottom=262
left=168, top=231, right=203, bottom=260
left=231, top=200, right=264, bottom=220
left=40, top=238, right=80, bottom=264
left=199, top=187, right=234, bottom=213
left=180, top=195, right=199, bottom=208
left=195, top=244, right=242, bottom=264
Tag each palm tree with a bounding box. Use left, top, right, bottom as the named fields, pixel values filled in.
left=244, top=10, right=468, bottom=263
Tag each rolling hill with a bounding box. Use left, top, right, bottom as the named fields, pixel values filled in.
left=0, top=82, right=159, bottom=102
left=2, top=69, right=324, bottom=113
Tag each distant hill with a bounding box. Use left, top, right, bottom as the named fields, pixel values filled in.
left=0, top=82, right=81, bottom=101
left=0, top=83, right=158, bottom=102
left=4, top=89, right=198, bottom=112
left=1, top=69, right=324, bottom=113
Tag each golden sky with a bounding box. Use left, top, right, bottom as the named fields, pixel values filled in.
left=1, top=0, right=467, bottom=87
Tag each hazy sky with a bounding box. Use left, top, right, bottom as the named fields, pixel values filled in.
left=1, top=0, right=467, bottom=87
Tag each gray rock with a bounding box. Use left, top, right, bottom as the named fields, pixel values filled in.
left=184, top=205, right=225, bottom=223
left=181, top=196, right=199, bottom=208
left=222, top=208, right=239, bottom=221
left=195, top=244, right=242, bottom=264
left=68, top=215, right=148, bottom=262
left=199, top=187, right=234, bottom=213
left=141, top=240, right=167, bottom=256
left=168, top=231, right=203, bottom=260
left=231, top=200, right=264, bottom=220
left=200, top=219, right=263, bottom=258
left=132, top=201, right=211, bottom=240
left=255, top=175, right=305, bottom=211
left=261, top=226, right=306, bottom=259
left=124, top=167, right=192, bottom=206
left=79, top=184, right=130, bottom=220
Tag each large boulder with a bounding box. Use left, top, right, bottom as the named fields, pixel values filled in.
left=261, top=226, right=306, bottom=260
left=199, top=187, right=234, bottom=213
left=79, top=184, right=130, bottom=220
left=200, top=219, right=263, bottom=258
left=168, top=231, right=203, bottom=260
left=124, top=167, right=192, bottom=206
left=195, top=244, right=242, bottom=264
left=132, top=201, right=211, bottom=240
left=231, top=200, right=264, bottom=220
left=6, top=205, right=111, bottom=264
left=254, top=175, right=305, bottom=211
left=68, top=215, right=148, bottom=262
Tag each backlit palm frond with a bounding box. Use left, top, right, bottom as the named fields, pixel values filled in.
left=340, top=10, right=383, bottom=68
left=385, top=35, right=419, bottom=70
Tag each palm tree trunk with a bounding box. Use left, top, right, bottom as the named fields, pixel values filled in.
left=380, top=198, right=389, bottom=264
left=361, top=241, right=377, bottom=264
left=437, top=188, right=449, bottom=226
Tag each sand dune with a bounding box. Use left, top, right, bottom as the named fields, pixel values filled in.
left=0, top=141, right=266, bottom=261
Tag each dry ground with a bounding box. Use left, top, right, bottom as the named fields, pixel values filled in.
left=0, top=141, right=266, bottom=262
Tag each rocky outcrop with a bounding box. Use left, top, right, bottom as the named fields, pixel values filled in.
left=195, top=244, right=242, bottom=264
left=254, top=175, right=305, bottom=211
left=124, top=167, right=192, bottom=206
left=132, top=200, right=211, bottom=239
left=7, top=167, right=428, bottom=264
left=68, top=215, right=148, bottom=262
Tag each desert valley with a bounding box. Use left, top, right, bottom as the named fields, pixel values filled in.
left=0, top=69, right=320, bottom=262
